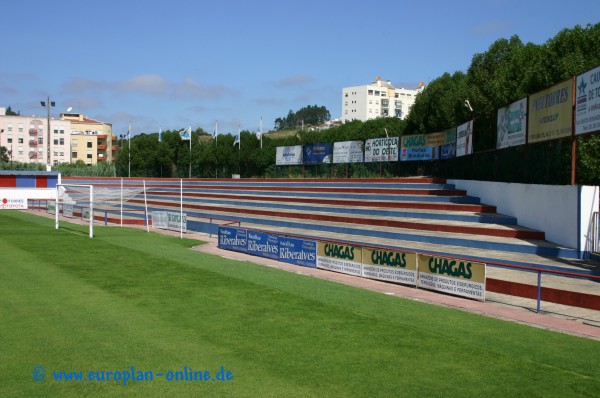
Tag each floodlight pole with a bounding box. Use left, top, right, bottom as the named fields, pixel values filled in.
left=41, top=97, right=55, bottom=171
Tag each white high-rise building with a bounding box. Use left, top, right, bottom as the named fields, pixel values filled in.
left=341, top=77, right=424, bottom=123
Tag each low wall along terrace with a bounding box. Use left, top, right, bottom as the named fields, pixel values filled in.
left=218, top=226, right=486, bottom=301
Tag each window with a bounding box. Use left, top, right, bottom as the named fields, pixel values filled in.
left=381, top=92, right=386, bottom=97
left=87, top=141, right=93, bottom=148
left=60, top=129, right=64, bottom=134
left=54, top=139, right=59, bottom=145
left=374, top=91, right=380, bottom=96
left=54, top=151, right=58, bottom=156
left=72, top=152, right=78, bottom=158
left=59, top=152, right=64, bottom=157
left=7, top=124, right=12, bottom=131
left=59, top=138, right=64, bottom=145
left=395, top=93, right=399, bottom=98
left=368, top=90, right=373, bottom=95
left=18, top=123, right=23, bottom=132
left=72, top=141, right=78, bottom=147
left=7, top=138, right=12, bottom=143
left=18, top=137, right=24, bottom=144
left=344, top=93, right=348, bottom=97
left=87, top=153, right=93, bottom=159
left=38, top=138, right=43, bottom=144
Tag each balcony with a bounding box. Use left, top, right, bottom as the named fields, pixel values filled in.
left=97, top=134, right=108, bottom=139
left=29, top=140, right=38, bottom=146
left=98, top=145, right=107, bottom=150
left=29, top=128, right=39, bottom=136
left=98, top=157, right=106, bottom=161
left=112, top=145, right=119, bottom=150
left=29, top=152, right=38, bottom=159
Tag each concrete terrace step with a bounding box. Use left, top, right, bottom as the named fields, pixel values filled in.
left=63, top=176, right=573, bottom=260
left=134, top=196, right=538, bottom=239
left=144, top=193, right=516, bottom=225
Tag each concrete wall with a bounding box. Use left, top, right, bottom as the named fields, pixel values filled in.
left=449, top=180, right=599, bottom=257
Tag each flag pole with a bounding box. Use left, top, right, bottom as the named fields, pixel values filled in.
left=260, top=117, right=263, bottom=149
left=215, top=120, right=218, bottom=179
left=128, top=122, right=131, bottom=178
left=188, top=125, right=192, bottom=179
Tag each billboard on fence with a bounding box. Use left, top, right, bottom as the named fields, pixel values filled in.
left=218, top=226, right=247, bottom=252
left=445, top=127, right=457, bottom=145
left=575, top=65, right=600, bottom=135
left=333, top=141, right=363, bottom=163
left=528, top=79, right=573, bottom=143
left=456, top=120, right=473, bottom=157
left=417, top=254, right=486, bottom=301
left=401, top=134, right=426, bottom=148
left=317, top=241, right=362, bottom=276
left=364, top=137, right=399, bottom=162
left=279, top=236, right=317, bottom=268
left=497, top=97, right=527, bottom=149
left=0, top=196, right=28, bottom=209
left=361, top=247, right=417, bottom=285
left=439, top=143, right=456, bottom=159
left=425, top=132, right=448, bottom=147
left=303, top=143, right=332, bottom=165
left=400, top=146, right=437, bottom=161
left=247, top=230, right=279, bottom=260
left=276, top=145, right=303, bottom=165
left=153, top=211, right=187, bottom=232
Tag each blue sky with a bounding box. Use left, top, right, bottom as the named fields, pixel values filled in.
left=0, top=0, right=595, bottom=137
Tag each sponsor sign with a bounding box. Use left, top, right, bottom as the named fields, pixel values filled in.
left=425, top=132, right=448, bottom=147
left=361, top=247, right=417, bottom=285
left=497, top=98, right=527, bottom=149
left=528, top=79, right=573, bottom=143
left=153, top=211, right=187, bottom=232
left=0, top=196, right=28, bottom=210
left=276, top=145, right=303, bottom=165
left=439, top=143, right=456, bottom=160
left=400, top=146, right=437, bottom=161
left=417, top=254, right=486, bottom=301
left=401, top=134, right=427, bottom=148
left=63, top=203, right=74, bottom=218
left=317, top=241, right=362, bottom=276
left=575, top=65, right=600, bottom=135
left=456, top=120, right=473, bottom=157
left=279, top=236, right=317, bottom=268
left=364, top=137, right=399, bottom=162
left=333, top=141, right=363, bottom=164
left=303, top=143, right=332, bottom=165
left=247, top=231, right=279, bottom=260
left=218, top=226, right=247, bottom=252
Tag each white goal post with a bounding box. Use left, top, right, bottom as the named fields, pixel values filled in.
left=55, top=182, right=147, bottom=238
left=56, top=184, right=94, bottom=238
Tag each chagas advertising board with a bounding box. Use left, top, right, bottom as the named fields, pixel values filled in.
left=317, top=241, right=362, bottom=276
left=361, top=247, right=417, bottom=285
left=417, top=254, right=486, bottom=301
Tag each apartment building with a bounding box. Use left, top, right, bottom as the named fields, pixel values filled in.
left=61, top=113, right=117, bottom=165
left=341, top=77, right=424, bottom=123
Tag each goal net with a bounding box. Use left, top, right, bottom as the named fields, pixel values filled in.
left=55, top=183, right=145, bottom=238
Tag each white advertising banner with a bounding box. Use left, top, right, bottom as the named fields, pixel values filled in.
left=0, top=196, right=28, bottom=209
left=364, top=137, right=399, bottom=162
left=333, top=141, right=363, bottom=163
left=497, top=98, right=527, bottom=149
left=276, top=145, right=303, bottom=165
left=456, top=120, right=473, bottom=157
left=576, top=65, right=600, bottom=135
left=153, top=211, right=187, bottom=232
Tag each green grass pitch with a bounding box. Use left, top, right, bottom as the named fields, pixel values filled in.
left=1, top=211, right=599, bottom=397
